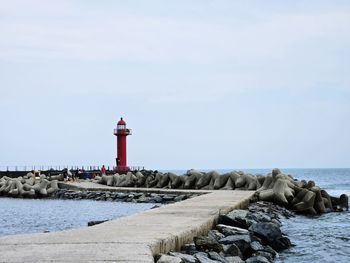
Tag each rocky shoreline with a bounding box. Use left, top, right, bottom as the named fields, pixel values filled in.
left=49, top=189, right=194, bottom=204
left=156, top=201, right=295, bottom=263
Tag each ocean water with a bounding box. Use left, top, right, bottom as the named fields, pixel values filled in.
left=0, top=198, right=153, bottom=236
left=166, top=168, right=350, bottom=263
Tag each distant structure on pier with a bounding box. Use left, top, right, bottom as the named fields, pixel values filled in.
left=113, top=117, right=132, bottom=173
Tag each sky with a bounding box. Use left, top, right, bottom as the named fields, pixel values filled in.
left=0, top=0, right=349, bottom=170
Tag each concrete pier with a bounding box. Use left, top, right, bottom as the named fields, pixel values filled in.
left=0, top=184, right=254, bottom=262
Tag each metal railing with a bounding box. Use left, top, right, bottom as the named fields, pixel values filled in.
left=0, top=165, right=145, bottom=172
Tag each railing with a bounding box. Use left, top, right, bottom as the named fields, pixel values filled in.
left=0, top=165, right=145, bottom=172
left=113, top=129, right=132, bottom=135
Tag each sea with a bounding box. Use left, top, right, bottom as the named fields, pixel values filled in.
left=0, top=168, right=349, bottom=262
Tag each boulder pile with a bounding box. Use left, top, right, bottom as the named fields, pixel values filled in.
left=0, top=172, right=60, bottom=198
left=156, top=201, right=294, bottom=263
left=95, top=169, right=349, bottom=215
left=50, top=189, right=193, bottom=204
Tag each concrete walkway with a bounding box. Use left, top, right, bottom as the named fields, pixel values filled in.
left=0, top=183, right=254, bottom=263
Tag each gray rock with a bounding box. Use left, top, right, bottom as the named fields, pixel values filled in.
left=208, top=251, right=228, bottom=263
left=162, top=194, right=176, bottom=201
left=219, top=210, right=253, bottom=229
left=208, top=230, right=225, bottom=241
left=169, top=252, right=197, bottom=263
left=219, top=235, right=251, bottom=256
left=181, top=243, right=198, bottom=255
left=219, top=234, right=251, bottom=245
left=195, top=252, right=222, bottom=263
left=151, top=195, right=164, bottom=203
left=252, top=251, right=274, bottom=262
left=216, top=224, right=249, bottom=236
left=157, top=254, right=182, bottom=263
left=270, top=236, right=292, bottom=252
left=225, top=257, right=244, bottom=263
left=249, top=222, right=282, bottom=243
left=223, top=244, right=241, bottom=257
left=116, top=193, right=128, bottom=199
left=245, top=255, right=270, bottom=263
left=194, top=236, right=223, bottom=252
left=174, top=194, right=187, bottom=202
left=247, top=212, right=271, bottom=223
left=250, top=241, right=264, bottom=251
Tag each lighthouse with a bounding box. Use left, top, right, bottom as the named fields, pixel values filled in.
left=113, top=117, right=132, bottom=172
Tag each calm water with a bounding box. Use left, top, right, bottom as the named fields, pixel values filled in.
left=0, top=198, right=153, bottom=236
left=166, top=168, right=350, bottom=263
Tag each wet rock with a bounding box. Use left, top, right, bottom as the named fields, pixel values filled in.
left=249, top=222, right=281, bottom=243
left=245, top=255, right=270, bottom=263
left=270, top=236, right=292, bottom=252
left=194, top=236, right=223, bottom=252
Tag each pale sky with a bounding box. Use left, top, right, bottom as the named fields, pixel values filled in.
left=0, top=0, right=349, bottom=169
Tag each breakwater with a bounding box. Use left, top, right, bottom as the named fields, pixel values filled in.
left=94, top=168, right=349, bottom=215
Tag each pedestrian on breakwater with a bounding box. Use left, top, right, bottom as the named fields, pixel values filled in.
left=101, top=165, right=106, bottom=176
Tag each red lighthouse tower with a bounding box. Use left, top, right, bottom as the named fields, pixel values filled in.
left=113, top=117, right=132, bottom=172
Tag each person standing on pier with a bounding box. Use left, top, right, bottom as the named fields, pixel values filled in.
left=101, top=165, right=106, bottom=176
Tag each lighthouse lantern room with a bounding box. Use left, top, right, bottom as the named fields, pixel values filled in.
left=113, top=117, right=132, bottom=173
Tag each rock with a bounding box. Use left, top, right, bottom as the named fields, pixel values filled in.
left=270, top=236, right=292, bottom=252
left=219, top=235, right=251, bottom=256
left=216, top=224, right=249, bottom=236
left=224, top=257, right=244, bottom=263
left=252, top=251, right=274, bottom=262
left=195, top=252, right=222, bottom=263
left=116, top=193, right=128, bottom=199
left=181, top=243, right=198, bottom=255
left=219, top=210, right=252, bottom=229
left=169, top=252, right=197, bottom=263
left=157, top=254, right=182, bottom=263
left=174, top=194, right=187, bottom=202
left=194, top=236, right=223, bottom=252
left=248, top=222, right=282, bottom=243
left=208, top=251, right=228, bottom=263
left=250, top=241, right=264, bottom=252
left=219, top=234, right=251, bottom=245
left=87, top=220, right=108, bottom=226
left=245, top=256, right=270, bottom=263
left=208, top=230, right=225, bottom=241
left=162, top=194, right=176, bottom=201
left=222, top=244, right=241, bottom=257
left=151, top=195, right=164, bottom=203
